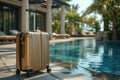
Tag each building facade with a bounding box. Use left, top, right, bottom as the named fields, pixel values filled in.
left=0, top=0, right=47, bottom=34
left=0, top=0, right=68, bottom=35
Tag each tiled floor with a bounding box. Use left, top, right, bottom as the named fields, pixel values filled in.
left=0, top=38, right=119, bottom=80
left=0, top=42, right=92, bottom=80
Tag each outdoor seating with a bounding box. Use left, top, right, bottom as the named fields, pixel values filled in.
left=0, top=31, right=16, bottom=44
left=52, top=33, right=70, bottom=39
left=9, top=30, right=19, bottom=35
left=81, top=32, right=95, bottom=37
left=58, top=34, right=70, bottom=38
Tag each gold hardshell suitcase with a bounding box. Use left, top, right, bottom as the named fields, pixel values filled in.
left=16, top=32, right=51, bottom=76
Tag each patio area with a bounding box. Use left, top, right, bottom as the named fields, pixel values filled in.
left=0, top=37, right=118, bottom=80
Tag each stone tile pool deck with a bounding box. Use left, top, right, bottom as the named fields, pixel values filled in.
left=0, top=37, right=119, bottom=80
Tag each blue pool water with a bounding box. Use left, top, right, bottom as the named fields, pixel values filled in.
left=50, top=38, right=120, bottom=76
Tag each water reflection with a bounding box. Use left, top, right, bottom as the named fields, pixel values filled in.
left=50, top=38, right=120, bottom=79
left=99, top=41, right=120, bottom=75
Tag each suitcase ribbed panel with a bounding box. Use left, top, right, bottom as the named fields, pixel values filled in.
left=30, top=32, right=42, bottom=71
left=41, top=32, right=49, bottom=70
left=16, top=31, right=49, bottom=72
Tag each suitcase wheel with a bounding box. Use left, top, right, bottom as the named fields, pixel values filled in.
left=26, top=71, right=30, bottom=77
left=46, top=65, right=51, bottom=73
left=47, top=68, right=51, bottom=73
left=16, top=69, right=20, bottom=75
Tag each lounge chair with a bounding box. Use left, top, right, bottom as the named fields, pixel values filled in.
left=81, top=32, right=95, bottom=37
left=58, top=34, right=70, bottom=38
left=0, top=31, right=16, bottom=44
left=52, top=33, right=70, bottom=39
left=9, top=30, right=19, bottom=35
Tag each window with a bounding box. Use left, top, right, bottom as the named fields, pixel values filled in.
left=0, top=6, right=19, bottom=35
left=29, top=11, right=46, bottom=32
left=0, top=6, right=3, bottom=31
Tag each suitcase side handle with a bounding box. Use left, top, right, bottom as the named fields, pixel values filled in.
left=19, top=33, right=24, bottom=70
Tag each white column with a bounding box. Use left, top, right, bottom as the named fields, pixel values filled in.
left=46, top=0, right=53, bottom=38
left=21, top=0, right=29, bottom=32
left=60, top=6, right=66, bottom=34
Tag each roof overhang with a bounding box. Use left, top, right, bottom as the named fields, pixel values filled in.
left=29, top=0, right=69, bottom=8
left=29, top=0, right=46, bottom=4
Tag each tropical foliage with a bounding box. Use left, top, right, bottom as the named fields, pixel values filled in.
left=52, top=0, right=100, bottom=35
left=83, top=0, right=120, bottom=40
left=65, top=4, right=80, bottom=35
left=52, top=9, right=61, bottom=33
left=52, top=3, right=81, bottom=35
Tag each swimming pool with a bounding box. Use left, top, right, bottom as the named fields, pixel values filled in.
left=50, top=38, right=120, bottom=76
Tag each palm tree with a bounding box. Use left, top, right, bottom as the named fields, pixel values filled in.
left=66, top=4, right=80, bottom=35
left=83, top=0, right=120, bottom=40
left=52, top=0, right=71, bottom=33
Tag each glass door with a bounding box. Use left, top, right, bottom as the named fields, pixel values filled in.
left=1, top=6, right=19, bottom=35
left=0, top=6, right=3, bottom=32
